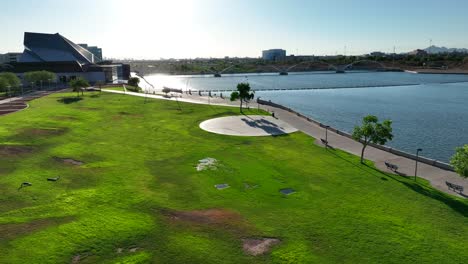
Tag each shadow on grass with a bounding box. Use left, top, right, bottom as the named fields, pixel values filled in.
left=365, top=162, right=468, bottom=217
left=58, top=97, right=83, bottom=104
left=324, top=147, right=468, bottom=217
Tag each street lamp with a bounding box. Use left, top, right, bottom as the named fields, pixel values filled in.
left=324, top=125, right=330, bottom=144
left=415, top=148, right=423, bottom=181
left=257, top=97, right=261, bottom=110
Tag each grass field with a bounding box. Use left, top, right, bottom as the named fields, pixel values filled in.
left=0, top=91, right=466, bottom=264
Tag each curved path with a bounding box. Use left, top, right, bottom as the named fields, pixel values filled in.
left=102, top=89, right=467, bottom=198
left=200, top=115, right=297, bottom=136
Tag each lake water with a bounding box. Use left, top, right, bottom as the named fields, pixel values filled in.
left=140, top=72, right=468, bottom=162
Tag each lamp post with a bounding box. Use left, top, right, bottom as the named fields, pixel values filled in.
left=257, top=97, right=261, bottom=111
left=324, top=125, right=330, bottom=143
left=48, top=79, right=51, bottom=90
left=415, top=148, right=423, bottom=181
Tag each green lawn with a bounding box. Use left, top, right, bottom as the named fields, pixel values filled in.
left=0, top=91, right=466, bottom=264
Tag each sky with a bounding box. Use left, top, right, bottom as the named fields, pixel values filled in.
left=1, top=0, right=468, bottom=59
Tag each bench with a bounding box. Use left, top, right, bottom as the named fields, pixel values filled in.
left=446, top=181, right=464, bottom=193
left=320, top=138, right=328, bottom=146
left=385, top=162, right=399, bottom=172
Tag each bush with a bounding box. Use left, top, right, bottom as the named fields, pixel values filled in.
left=128, top=77, right=140, bottom=87
left=125, top=85, right=142, bottom=93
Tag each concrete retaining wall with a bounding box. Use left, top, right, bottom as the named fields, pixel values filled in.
left=258, top=99, right=454, bottom=172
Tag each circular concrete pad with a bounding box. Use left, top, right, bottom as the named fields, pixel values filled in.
left=200, top=115, right=298, bottom=136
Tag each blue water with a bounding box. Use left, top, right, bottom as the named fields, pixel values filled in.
left=143, top=72, right=468, bottom=162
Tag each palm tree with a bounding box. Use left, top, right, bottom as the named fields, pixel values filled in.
left=69, top=78, right=90, bottom=97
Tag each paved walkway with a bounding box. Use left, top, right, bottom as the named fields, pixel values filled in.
left=0, top=91, right=56, bottom=116
left=258, top=103, right=467, bottom=198
left=200, top=115, right=297, bottom=136
left=101, top=89, right=467, bottom=198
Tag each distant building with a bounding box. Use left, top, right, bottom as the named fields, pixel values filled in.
left=0, top=52, right=22, bottom=63
left=408, top=49, right=428, bottom=56
left=2, top=32, right=129, bottom=84
left=262, top=49, right=286, bottom=61
left=78, top=44, right=103, bottom=61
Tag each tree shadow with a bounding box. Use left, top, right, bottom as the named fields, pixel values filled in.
left=58, top=97, right=83, bottom=104
left=364, top=163, right=468, bottom=217
left=324, top=148, right=468, bottom=217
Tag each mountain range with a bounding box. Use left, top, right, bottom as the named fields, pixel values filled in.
left=424, top=45, right=468, bottom=54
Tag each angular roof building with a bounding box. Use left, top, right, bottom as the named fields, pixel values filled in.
left=20, top=32, right=101, bottom=64
left=2, top=32, right=130, bottom=84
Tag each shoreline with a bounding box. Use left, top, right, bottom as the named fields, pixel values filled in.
left=101, top=88, right=466, bottom=199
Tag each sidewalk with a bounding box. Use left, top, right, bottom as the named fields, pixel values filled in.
left=101, top=89, right=467, bottom=198
left=257, top=104, right=467, bottom=198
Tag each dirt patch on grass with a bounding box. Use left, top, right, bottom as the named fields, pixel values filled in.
left=53, top=116, right=79, bottom=121
left=0, top=145, right=34, bottom=156
left=242, top=238, right=281, bottom=256
left=71, top=252, right=91, bottom=264
left=113, top=112, right=143, bottom=120
left=77, top=107, right=99, bottom=111
left=17, top=127, right=67, bottom=137
left=54, top=157, right=84, bottom=166
left=164, top=208, right=253, bottom=235
left=167, top=209, right=242, bottom=225
left=0, top=216, right=74, bottom=241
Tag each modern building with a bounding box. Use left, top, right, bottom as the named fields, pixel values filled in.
left=262, top=49, right=286, bottom=61
left=2, top=32, right=129, bottom=84
left=78, top=44, right=103, bottom=61
left=0, top=52, right=22, bottom=63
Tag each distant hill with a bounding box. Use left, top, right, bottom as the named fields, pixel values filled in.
left=424, top=45, right=468, bottom=54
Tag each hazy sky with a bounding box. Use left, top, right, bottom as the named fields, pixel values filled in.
left=1, top=0, right=468, bottom=59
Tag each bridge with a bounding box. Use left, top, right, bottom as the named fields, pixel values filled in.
left=271, top=59, right=388, bottom=75
left=206, top=65, right=236, bottom=77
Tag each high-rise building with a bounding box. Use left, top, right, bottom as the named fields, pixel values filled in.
left=262, top=49, right=286, bottom=61
left=78, top=44, right=103, bottom=61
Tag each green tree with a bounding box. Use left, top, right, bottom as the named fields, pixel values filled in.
left=0, top=77, right=8, bottom=93
left=95, top=81, right=105, bottom=93
left=352, top=115, right=393, bottom=164
left=0, top=72, right=21, bottom=88
left=230, top=82, right=255, bottom=112
left=69, top=78, right=89, bottom=97
left=450, top=145, right=468, bottom=178
left=24, top=71, right=57, bottom=89
left=128, top=77, right=140, bottom=88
